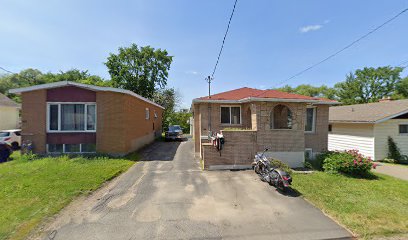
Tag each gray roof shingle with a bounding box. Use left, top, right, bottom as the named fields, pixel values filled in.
left=0, top=93, right=20, bottom=108
left=329, top=99, right=408, bottom=123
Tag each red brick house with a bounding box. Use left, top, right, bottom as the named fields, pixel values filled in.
left=192, top=87, right=338, bottom=169
left=9, top=81, right=163, bottom=155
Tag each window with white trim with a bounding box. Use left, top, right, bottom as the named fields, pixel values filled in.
left=399, top=124, right=408, bottom=134
left=305, top=107, right=316, bottom=133
left=221, top=106, right=241, bottom=124
left=145, top=108, right=150, bottom=120
left=47, top=103, right=96, bottom=132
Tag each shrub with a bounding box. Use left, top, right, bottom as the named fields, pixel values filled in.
left=381, top=158, right=396, bottom=163
left=388, top=136, right=402, bottom=162
left=269, top=159, right=292, bottom=174
left=322, top=150, right=374, bottom=176
left=310, top=151, right=336, bottom=170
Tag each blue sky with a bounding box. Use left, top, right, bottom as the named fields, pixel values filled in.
left=1, top=0, right=407, bottom=108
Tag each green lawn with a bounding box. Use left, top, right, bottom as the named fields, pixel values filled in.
left=292, top=172, right=408, bottom=239
left=0, top=153, right=135, bottom=240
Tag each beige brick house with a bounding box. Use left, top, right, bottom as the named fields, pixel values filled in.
left=9, top=81, right=163, bottom=155
left=192, top=87, right=338, bottom=169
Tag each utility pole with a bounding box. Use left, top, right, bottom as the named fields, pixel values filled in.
left=205, top=76, right=213, bottom=134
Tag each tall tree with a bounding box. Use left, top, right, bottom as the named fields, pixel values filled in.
left=105, top=44, right=173, bottom=99
left=275, top=84, right=336, bottom=100
left=335, top=66, right=403, bottom=104
left=153, top=88, right=181, bottom=131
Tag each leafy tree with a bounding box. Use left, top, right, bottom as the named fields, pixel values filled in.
left=395, top=76, right=408, bottom=99
left=153, top=88, right=181, bottom=131
left=335, top=66, right=403, bottom=104
left=0, top=68, right=110, bottom=102
left=167, top=111, right=192, bottom=133
left=276, top=84, right=336, bottom=100
left=105, top=44, right=173, bottom=99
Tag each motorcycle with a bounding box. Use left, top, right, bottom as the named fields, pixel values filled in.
left=252, top=148, right=293, bottom=192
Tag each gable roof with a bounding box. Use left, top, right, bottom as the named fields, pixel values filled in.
left=0, top=93, right=20, bottom=108
left=329, top=99, right=408, bottom=123
left=9, top=81, right=164, bottom=109
left=194, top=87, right=338, bottom=104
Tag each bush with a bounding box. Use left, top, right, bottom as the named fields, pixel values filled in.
left=381, top=158, right=396, bottom=163
left=388, top=136, right=402, bottom=162
left=309, top=151, right=335, bottom=170
left=322, top=150, right=374, bottom=176
left=269, top=159, right=293, bottom=174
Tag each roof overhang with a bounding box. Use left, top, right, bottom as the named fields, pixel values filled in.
left=330, top=108, right=408, bottom=124
left=193, top=97, right=339, bottom=105
left=9, top=81, right=164, bottom=109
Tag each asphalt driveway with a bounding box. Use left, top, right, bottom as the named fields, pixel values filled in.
left=37, top=139, right=352, bottom=240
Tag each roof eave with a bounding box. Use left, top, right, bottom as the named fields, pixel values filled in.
left=9, top=81, right=165, bottom=109
left=193, top=97, right=339, bottom=105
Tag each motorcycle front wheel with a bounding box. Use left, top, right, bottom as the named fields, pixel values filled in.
left=254, top=165, right=261, bottom=174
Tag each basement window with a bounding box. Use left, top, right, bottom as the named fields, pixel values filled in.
left=47, top=143, right=96, bottom=153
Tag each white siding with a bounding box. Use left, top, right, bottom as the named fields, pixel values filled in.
left=374, top=119, right=408, bottom=160
left=0, top=106, right=19, bottom=130
left=328, top=123, right=375, bottom=159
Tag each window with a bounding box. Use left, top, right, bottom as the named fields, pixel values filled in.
left=47, top=103, right=96, bottom=132
left=48, top=144, right=63, bottom=153
left=328, top=124, right=332, bottom=132
left=65, top=144, right=81, bottom=153
left=270, top=105, right=292, bottom=129
left=145, top=108, right=150, bottom=120
left=82, top=143, right=96, bottom=153
left=47, top=143, right=96, bottom=153
left=61, top=104, right=85, bottom=131
left=305, top=148, right=313, bottom=160
left=220, top=106, right=241, bottom=125
left=399, top=124, right=408, bottom=134
left=305, top=107, right=316, bottom=132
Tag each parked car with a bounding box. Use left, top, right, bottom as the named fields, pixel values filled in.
left=165, top=125, right=183, bottom=141
left=0, top=129, right=21, bottom=150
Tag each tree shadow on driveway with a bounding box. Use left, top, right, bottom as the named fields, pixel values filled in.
left=139, top=140, right=182, bottom=162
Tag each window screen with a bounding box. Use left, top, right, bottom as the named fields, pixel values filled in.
left=305, top=108, right=315, bottom=132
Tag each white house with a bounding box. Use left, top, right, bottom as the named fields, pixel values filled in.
left=329, top=99, right=408, bottom=160
left=0, top=93, right=20, bottom=130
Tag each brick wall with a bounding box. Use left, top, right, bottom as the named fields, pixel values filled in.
left=202, top=130, right=257, bottom=169
left=96, top=92, right=127, bottom=154
left=21, top=90, right=47, bottom=153
left=255, top=102, right=306, bottom=152
left=194, top=102, right=252, bottom=154
left=96, top=92, right=163, bottom=155
left=305, top=105, right=329, bottom=152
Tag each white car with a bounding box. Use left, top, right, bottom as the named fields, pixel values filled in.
left=0, top=129, right=21, bottom=149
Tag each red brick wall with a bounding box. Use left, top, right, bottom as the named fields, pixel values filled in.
left=21, top=90, right=47, bottom=153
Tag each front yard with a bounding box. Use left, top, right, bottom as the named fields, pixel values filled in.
left=292, top=172, right=408, bottom=239
left=0, top=153, right=135, bottom=240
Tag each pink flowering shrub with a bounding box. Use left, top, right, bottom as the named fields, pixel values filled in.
left=322, top=150, right=374, bottom=176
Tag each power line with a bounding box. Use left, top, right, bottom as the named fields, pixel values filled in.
left=211, top=0, right=238, bottom=78
left=0, top=66, right=15, bottom=75
left=275, top=7, right=408, bottom=87
left=397, top=59, right=408, bottom=67
left=0, top=66, right=39, bottom=84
